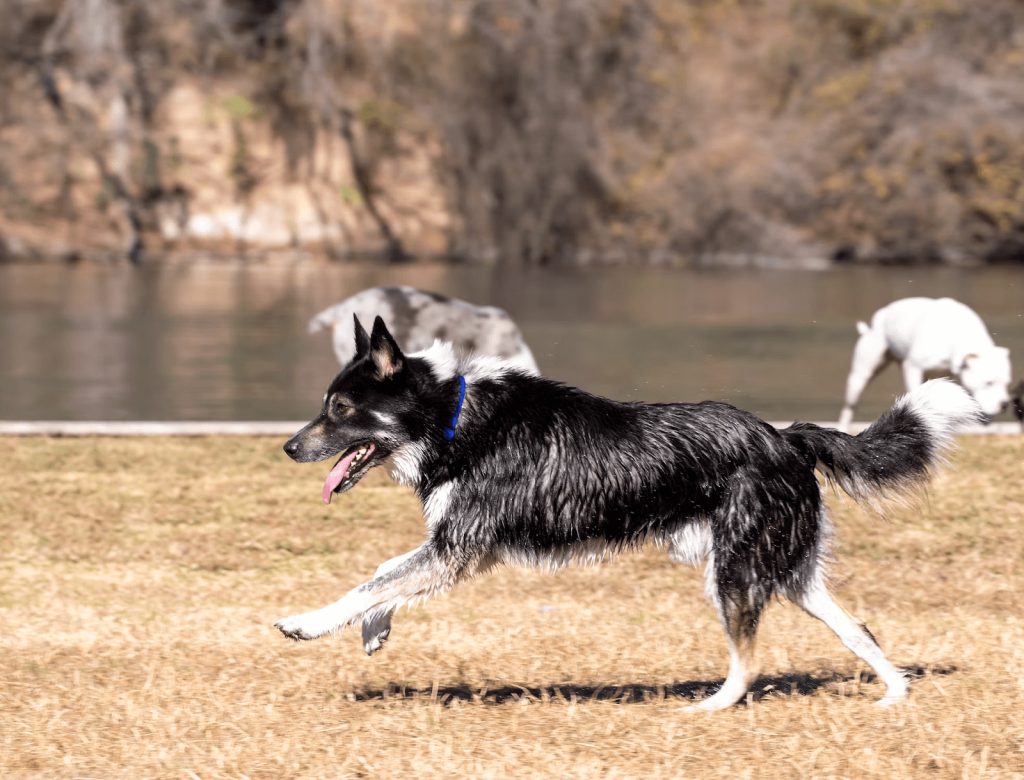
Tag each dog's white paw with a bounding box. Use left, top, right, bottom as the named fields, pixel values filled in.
left=678, top=704, right=706, bottom=715
left=681, top=697, right=733, bottom=713
left=875, top=694, right=910, bottom=708
left=274, top=614, right=320, bottom=641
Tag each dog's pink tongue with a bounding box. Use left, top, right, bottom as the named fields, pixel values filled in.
left=322, top=451, right=359, bottom=505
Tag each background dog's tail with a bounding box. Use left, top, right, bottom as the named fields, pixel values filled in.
left=307, top=302, right=349, bottom=334
left=782, top=379, right=983, bottom=511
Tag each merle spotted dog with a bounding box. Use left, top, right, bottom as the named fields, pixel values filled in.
left=308, top=286, right=539, bottom=375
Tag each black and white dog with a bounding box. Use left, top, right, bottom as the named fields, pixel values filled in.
left=279, top=316, right=982, bottom=710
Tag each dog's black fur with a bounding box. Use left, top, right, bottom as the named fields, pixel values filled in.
left=1011, top=380, right=1024, bottom=428
left=278, top=315, right=982, bottom=709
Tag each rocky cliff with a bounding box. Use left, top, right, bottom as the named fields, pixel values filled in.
left=1, top=0, right=1023, bottom=266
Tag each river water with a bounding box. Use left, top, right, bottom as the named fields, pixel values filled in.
left=1, top=261, right=1022, bottom=422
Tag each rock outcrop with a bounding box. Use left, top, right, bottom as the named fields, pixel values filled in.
left=1, top=0, right=1022, bottom=266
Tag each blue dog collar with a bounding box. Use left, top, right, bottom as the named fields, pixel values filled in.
left=444, top=376, right=466, bottom=441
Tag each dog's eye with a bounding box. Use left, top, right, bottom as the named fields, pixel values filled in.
left=334, top=401, right=349, bottom=413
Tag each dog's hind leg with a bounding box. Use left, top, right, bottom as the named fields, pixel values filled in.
left=900, top=362, right=924, bottom=391
left=791, top=576, right=908, bottom=706
left=275, top=545, right=483, bottom=643
left=689, top=561, right=763, bottom=712
left=839, top=326, right=892, bottom=432
left=691, top=596, right=761, bottom=711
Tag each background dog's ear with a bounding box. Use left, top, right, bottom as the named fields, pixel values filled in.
left=353, top=315, right=371, bottom=359
left=369, top=316, right=404, bottom=379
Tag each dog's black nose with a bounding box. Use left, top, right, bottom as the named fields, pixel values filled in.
left=283, top=439, right=300, bottom=458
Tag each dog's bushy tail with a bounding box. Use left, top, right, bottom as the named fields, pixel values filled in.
left=307, top=302, right=350, bottom=334
left=782, top=379, right=983, bottom=511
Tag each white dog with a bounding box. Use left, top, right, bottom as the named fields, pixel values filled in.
left=308, top=286, right=540, bottom=375
left=839, top=297, right=1011, bottom=431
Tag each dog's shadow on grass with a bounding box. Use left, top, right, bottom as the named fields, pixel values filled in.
left=348, top=664, right=955, bottom=707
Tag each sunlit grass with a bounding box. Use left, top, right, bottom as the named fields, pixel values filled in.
left=1, top=435, right=1022, bottom=778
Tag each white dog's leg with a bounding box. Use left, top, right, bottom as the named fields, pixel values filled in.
left=275, top=545, right=468, bottom=642
left=901, top=362, right=924, bottom=391
left=794, top=580, right=908, bottom=705
left=839, top=326, right=891, bottom=432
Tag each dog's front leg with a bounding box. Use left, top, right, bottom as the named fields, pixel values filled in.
left=358, top=550, right=417, bottom=654
left=274, top=545, right=461, bottom=643
left=361, top=609, right=394, bottom=655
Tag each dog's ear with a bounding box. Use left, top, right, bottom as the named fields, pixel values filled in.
left=353, top=315, right=371, bottom=359
left=369, top=316, right=404, bottom=379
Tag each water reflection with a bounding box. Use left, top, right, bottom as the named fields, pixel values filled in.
left=1, top=262, right=1022, bottom=422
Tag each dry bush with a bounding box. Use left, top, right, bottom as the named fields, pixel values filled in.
left=1, top=434, right=1023, bottom=778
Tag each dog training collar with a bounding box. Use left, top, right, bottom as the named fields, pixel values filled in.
left=444, top=376, right=467, bottom=441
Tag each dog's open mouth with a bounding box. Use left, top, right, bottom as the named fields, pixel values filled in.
left=322, top=442, right=379, bottom=504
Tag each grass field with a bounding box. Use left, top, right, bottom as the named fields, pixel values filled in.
left=1, top=435, right=1022, bottom=779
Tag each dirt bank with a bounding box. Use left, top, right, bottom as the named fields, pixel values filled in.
left=2, top=0, right=1023, bottom=266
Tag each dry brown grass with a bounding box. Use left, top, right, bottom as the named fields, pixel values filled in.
left=1, top=435, right=1023, bottom=779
